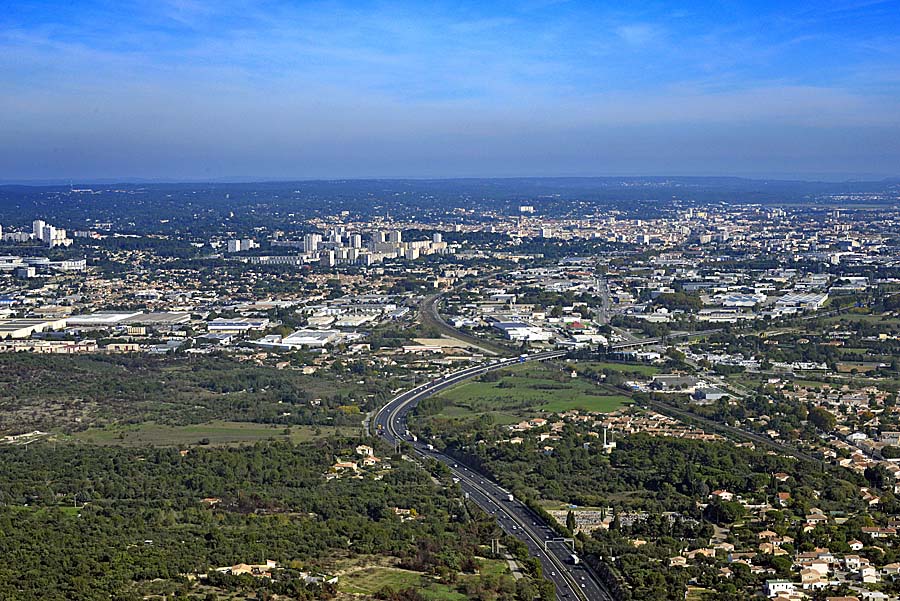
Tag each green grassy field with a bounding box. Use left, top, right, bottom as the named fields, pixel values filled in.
left=474, top=557, right=511, bottom=578
left=686, top=586, right=713, bottom=601
left=836, top=361, right=881, bottom=373
left=430, top=362, right=630, bottom=421
left=822, top=312, right=900, bottom=325
left=339, top=567, right=426, bottom=595
left=538, top=395, right=632, bottom=413
left=574, top=361, right=660, bottom=376
left=72, top=421, right=339, bottom=447
left=338, top=565, right=497, bottom=600
left=841, top=347, right=873, bottom=356
left=791, top=378, right=828, bottom=388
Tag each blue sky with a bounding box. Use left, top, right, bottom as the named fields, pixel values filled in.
left=2, top=0, right=899, bottom=181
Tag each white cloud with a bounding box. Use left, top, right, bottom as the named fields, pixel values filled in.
left=614, top=23, right=662, bottom=46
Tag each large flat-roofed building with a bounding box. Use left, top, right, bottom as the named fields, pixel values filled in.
left=50, top=259, right=87, bottom=271
left=121, top=312, right=192, bottom=326
left=67, top=311, right=144, bottom=326
left=0, top=318, right=68, bottom=339
left=252, top=330, right=340, bottom=349
left=491, top=321, right=553, bottom=342
left=0, top=339, right=98, bottom=353
left=245, top=255, right=306, bottom=266
left=775, top=292, right=828, bottom=311
left=282, top=330, right=340, bottom=347
left=0, top=256, right=85, bottom=272
left=0, top=256, right=25, bottom=271
left=334, top=314, right=375, bottom=328
left=208, top=317, right=270, bottom=333
left=720, top=293, right=765, bottom=308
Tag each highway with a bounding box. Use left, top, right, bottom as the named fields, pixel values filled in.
left=607, top=327, right=723, bottom=350
left=418, top=291, right=512, bottom=356
left=371, top=351, right=615, bottom=601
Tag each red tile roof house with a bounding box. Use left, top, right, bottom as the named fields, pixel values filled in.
left=861, top=526, right=896, bottom=539
left=710, top=489, right=734, bottom=501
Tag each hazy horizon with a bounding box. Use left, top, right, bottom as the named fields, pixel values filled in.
left=3, top=173, right=900, bottom=187
left=3, top=1, right=900, bottom=181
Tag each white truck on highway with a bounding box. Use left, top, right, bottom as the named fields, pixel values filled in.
left=570, top=554, right=580, bottom=565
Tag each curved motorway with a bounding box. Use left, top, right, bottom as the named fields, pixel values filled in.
left=371, top=351, right=615, bottom=601
left=418, top=292, right=513, bottom=356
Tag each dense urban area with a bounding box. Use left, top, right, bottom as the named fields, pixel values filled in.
left=3, top=177, right=900, bottom=601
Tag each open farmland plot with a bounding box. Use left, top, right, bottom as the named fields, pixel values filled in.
left=426, top=362, right=629, bottom=423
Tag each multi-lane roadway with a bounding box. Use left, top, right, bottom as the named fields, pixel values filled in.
left=418, top=291, right=511, bottom=355
left=371, top=351, right=615, bottom=601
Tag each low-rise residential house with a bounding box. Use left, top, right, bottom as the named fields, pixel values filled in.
left=773, top=535, right=794, bottom=547
left=714, top=541, right=735, bottom=553
left=861, top=526, right=896, bottom=539
left=217, top=560, right=277, bottom=578
left=796, top=549, right=835, bottom=563
left=728, top=552, right=756, bottom=564
left=710, top=489, right=735, bottom=502
left=759, top=542, right=788, bottom=555
left=765, top=579, right=796, bottom=597
left=881, top=562, right=900, bottom=577
left=684, top=548, right=715, bottom=560
left=860, top=565, right=879, bottom=584
left=804, top=513, right=829, bottom=531
left=860, top=488, right=881, bottom=506
left=796, top=559, right=830, bottom=576
left=799, top=568, right=827, bottom=589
